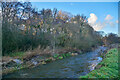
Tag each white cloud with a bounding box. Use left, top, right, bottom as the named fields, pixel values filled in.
left=88, top=13, right=97, bottom=25
left=88, top=13, right=116, bottom=31
left=105, top=15, right=113, bottom=21
left=88, top=13, right=104, bottom=31
left=91, top=22, right=105, bottom=31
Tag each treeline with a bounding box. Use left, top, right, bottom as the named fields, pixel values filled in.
left=2, top=2, right=104, bottom=55
left=102, top=33, right=120, bottom=46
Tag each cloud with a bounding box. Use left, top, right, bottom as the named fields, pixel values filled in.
left=105, top=15, right=113, bottom=21
left=106, top=21, right=115, bottom=27
left=104, top=15, right=115, bottom=27
left=91, top=22, right=105, bottom=31
left=88, top=13, right=98, bottom=25
left=88, top=13, right=104, bottom=31
left=88, top=13, right=116, bottom=31
left=116, top=20, right=118, bottom=23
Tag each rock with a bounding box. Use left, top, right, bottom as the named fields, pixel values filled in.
left=74, top=53, right=78, bottom=55
left=12, top=59, right=23, bottom=64
left=68, top=52, right=71, bottom=54
left=41, top=61, right=46, bottom=64
left=32, top=61, right=38, bottom=65
left=49, top=57, right=56, bottom=61
left=71, top=53, right=75, bottom=56
left=31, top=59, right=38, bottom=65
left=71, top=53, right=78, bottom=56
left=88, top=63, right=98, bottom=71
left=2, top=56, right=13, bottom=64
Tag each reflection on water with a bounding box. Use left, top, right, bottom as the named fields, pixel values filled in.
left=3, top=46, right=107, bottom=78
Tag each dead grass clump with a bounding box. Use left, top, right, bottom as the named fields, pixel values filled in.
left=22, top=46, right=52, bottom=60
left=42, top=46, right=53, bottom=55
left=2, top=56, right=13, bottom=63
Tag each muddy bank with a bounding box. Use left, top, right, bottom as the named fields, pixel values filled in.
left=2, top=50, right=80, bottom=75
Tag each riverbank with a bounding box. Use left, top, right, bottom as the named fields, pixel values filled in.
left=2, top=46, right=100, bottom=75
left=80, top=48, right=118, bottom=78
left=3, top=46, right=107, bottom=78
left=2, top=48, right=81, bottom=75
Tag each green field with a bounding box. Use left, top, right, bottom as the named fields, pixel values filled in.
left=80, top=48, right=119, bottom=78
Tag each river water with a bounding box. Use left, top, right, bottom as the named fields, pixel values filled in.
left=3, top=46, right=107, bottom=78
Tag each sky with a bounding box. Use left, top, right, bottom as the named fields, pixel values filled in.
left=18, top=0, right=119, bottom=2
left=31, top=2, right=118, bottom=35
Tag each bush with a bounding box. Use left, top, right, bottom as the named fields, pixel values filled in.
left=2, top=23, right=50, bottom=55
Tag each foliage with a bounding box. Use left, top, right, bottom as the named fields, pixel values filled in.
left=102, top=33, right=119, bottom=45
left=5, top=52, right=25, bottom=58
left=58, top=56, right=63, bottom=59
left=2, top=2, right=104, bottom=55
left=53, top=54, right=60, bottom=58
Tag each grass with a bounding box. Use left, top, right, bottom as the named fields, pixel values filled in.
left=5, top=52, right=25, bottom=58
left=80, top=48, right=119, bottom=78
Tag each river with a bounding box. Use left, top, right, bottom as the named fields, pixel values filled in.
left=3, top=46, right=107, bottom=78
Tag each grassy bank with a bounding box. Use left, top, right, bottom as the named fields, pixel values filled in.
left=80, top=48, right=118, bottom=78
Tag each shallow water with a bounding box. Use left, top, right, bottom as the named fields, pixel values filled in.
left=3, top=46, right=107, bottom=78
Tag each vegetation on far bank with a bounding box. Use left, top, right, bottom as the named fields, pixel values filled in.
left=2, top=2, right=105, bottom=56
left=80, top=48, right=119, bottom=78
left=2, top=2, right=120, bottom=58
